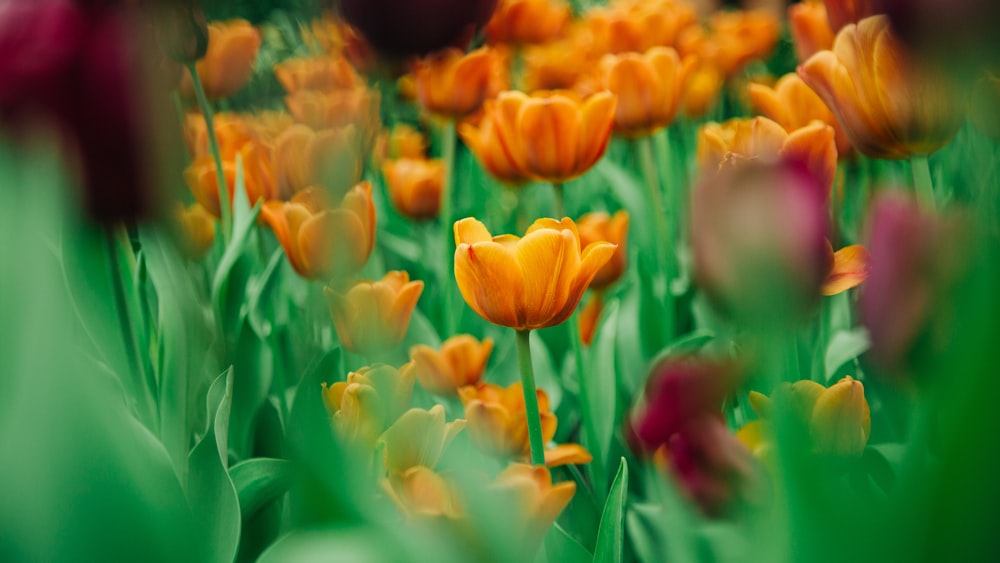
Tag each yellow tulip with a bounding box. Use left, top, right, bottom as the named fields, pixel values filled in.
left=453, top=217, right=617, bottom=331
left=325, top=271, right=425, bottom=357
left=378, top=405, right=465, bottom=474
left=321, top=363, right=416, bottom=444
left=810, top=376, right=871, bottom=456
left=409, top=335, right=494, bottom=396
left=174, top=203, right=216, bottom=261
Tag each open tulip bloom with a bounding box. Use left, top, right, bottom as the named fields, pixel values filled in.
left=5, top=1, right=1000, bottom=562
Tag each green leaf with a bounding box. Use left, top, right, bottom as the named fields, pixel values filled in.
left=187, top=369, right=241, bottom=563
left=590, top=300, right=621, bottom=478
left=596, top=160, right=651, bottom=248
left=248, top=247, right=286, bottom=340
left=863, top=443, right=906, bottom=494
left=649, top=330, right=716, bottom=368
left=230, top=457, right=295, bottom=522
left=615, top=286, right=647, bottom=398
left=825, top=328, right=870, bottom=382
left=593, top=458, right=629, bottom=563
left=545, top=522, right=593, bottom=563
left=230, top=322, right=273, bottom=459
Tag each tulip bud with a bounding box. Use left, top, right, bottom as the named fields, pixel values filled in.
left=174, top=202, right=215, bottom=260
left=338, top=0, right=498, bottom=57
left=382, top=158, right=444, bottom=221
left=810, top=376, right=871, bottom=457
left=321, top=363, right=417, bottom=445
left=409, top=335, right=494, bottom=396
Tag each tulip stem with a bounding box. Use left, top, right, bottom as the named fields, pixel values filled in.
left=515, top=329, right=547, bottom=466
left=568, top=309, right=603, bottom=485
left=552, top=182, right=566, bottom=218
left=440, top=119, right=457, bottom=337
left=910, top=155, right=937, bottom=211
left=186, top=62, right=231, bottom=243
left=635, top=136, right=675, bottom=339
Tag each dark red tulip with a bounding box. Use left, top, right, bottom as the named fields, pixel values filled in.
left=337, top=0, right=498, bottom=57
left=669, top=415, right=757, bottom=517
left=878, top=0, right=1000, bottom=73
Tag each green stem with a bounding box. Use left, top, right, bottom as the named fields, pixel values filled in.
left=186, top=62, right=231, bottom=243
left=515, top=330, right=547, bottom=466
left=440, top=120, right=457, bottom=338
left=910, top=155, right=937, bottom=211
left=552, top=182, right=566, bottom=218
left=568, top=309, right=602, bottom=484
left=635, top=136, right=675, bottom=339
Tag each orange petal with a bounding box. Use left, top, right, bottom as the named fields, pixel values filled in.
left=821, top=244, right=871, bottom=295
left=454, top=242, right=526, bottom=329
left=544, top=443, right=593, bottom=467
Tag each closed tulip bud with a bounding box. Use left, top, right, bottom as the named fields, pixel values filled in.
left=691, top=160, right=831, bottom=324
left=584, top=0, right=698, bottom=55
left=261, top=182, right=376, bottom=282
left=326, top=271, right=425, bottom=358
left=798, top=16, right=964, bottom=160
left=491, top=464, right=576, bottom=556
left=178, top=19, right=260, bottom=100
left=381, top=466, right=462, bottom=519
left=274, top=56, right=363, bottom=94
left=459, top=382, right=592, bottom=467
left=453, top=217, right=617, bottom=330
left=382, top=158, right=444, bottom=221
left=322, top=363, right=416, bottom=444
left=599, top=47, right=696, bottom=138
left=339, top=0, right=498, bottom=57
left=273, top=124, right=362, bottom=198
left=577, top=210, right=630, bottom=290
left=174, top=202, right=215, bottom=260
left=484, top=0, right=571, bottom=46
left=810, top=376, right=871, bottom=456
left=378, top=405, right=465, bottom=474
left=413, top=47, right=496, bottom=119
left=459, top=101, right=533, bottom=186
left=409, top=335, right=494, bottom=396
left=822, top=0, right=879, bottom=32
left=377, top=124, right=428, bottom=161
left=485, top=90, right=616, bottom=184
left=788, top=1, right=834, bottom=63
left=749, top=74, right=851, bottom=156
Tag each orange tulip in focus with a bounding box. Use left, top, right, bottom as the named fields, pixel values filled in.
left=697, top=116, right=838, bottom=194
left=459, top=382, right=592, bottom=467
left=821, top=243, right=870, bottom=295
left=487, top=90, right=617, bottom=183
left=179, top=19, right=261, bottom=100
left=261, top=182, right=375, bottom=281
left=454, top=217, right=617, bottom=331
left=382, top=158, right=444, bottom=221
left=273, top=124, right=362, bottom=197
left=798, top=16, right=964, bottom=159
left=274, top=56, right=362, bottom=93
left=485, top=0, right=570, bottom=46
left=325, top=271, right=425, bottom=358
left=458, top=101, right=533, bottom=186
left=822, top=0, right=879, bottom=32
left=788, top=1, right=835, bottom=62
left=174, top=203, right=216, bottom=260
left=413, top=47, right=496, bottom=119
left=322, top=363, right=416, bottom=444
left=410, top=335, right=495, bottom=396
left=749, top=73, right=851, bottom=155
left=599, top=47, right=696, bottom=137
left=577, top=210, right=630, bottom=290
left=491, top=464, right=576, bottom=555
left=584, top=0, right=698, bottom=55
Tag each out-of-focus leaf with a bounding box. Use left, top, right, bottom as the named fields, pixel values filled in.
left=590, top=300, right=621, bottom=480
left=545, top=522, right=593, bottom=563
left=231, top=457, right=294, bottom=522
left=593, top=458, right=629, bottom=563
left=248, top=246, right=285, bottom=340
left=863, top=443, right=906, bottom=494
left=615, top=285, right=647, bottom=398
left=649, top=330, right=716, bottom=368
left=597, top=160, right=651, bottom=248
left=188, top=369, right=240, bottom=563
left=230, top=322, right=273, bottom=458
left=825, top=328, right=870, bottom=382
left=531, top=330, right=562, bottom=410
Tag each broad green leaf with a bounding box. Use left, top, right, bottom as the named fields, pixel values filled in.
left=825, top=328, right=871, bottom=382
left=545, top=522, right=593, bottom=563
left=248, top=246, right=286, bottom=340
left=230, top=457, right=295, bottom=522
left=615, top=286, right=647, bottom=398
left=590, top=300, right=621, bottom=479
left=593, top=458, right=629, bottom=563
left=230, top=322, right=274, bottom=459
left=188, top=369, right=241, bottom=563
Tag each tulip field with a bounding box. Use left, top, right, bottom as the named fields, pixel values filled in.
left=3, top=0, right=1000, bottom=561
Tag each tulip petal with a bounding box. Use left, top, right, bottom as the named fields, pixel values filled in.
left=821, top=244, right=871, bottom=295
left=514, top=228, right=577, bottom=328
left=454, top=242, right=526, bottom=329
left=577, top=91, right=617, bottom=173
left=544, top=443, right=593, bottom=467
left=466, top=400, right=514, bottom=457
left=454, top=217, right=494, bottom=245
left=518, top=95, right=580, bottom=181
left=549, top=241, right=618, bottom=326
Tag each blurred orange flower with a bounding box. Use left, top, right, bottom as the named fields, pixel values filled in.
left=522, top=35, right=597, bottom=94
left=413, top=47, right=496, bottom=119
left=577, top=210, right=630, bottom=290
left=487, top=90, right=617, bottom=183
left=382, top=466, right=462, bottom=519
left=822, top=0, right=879, bottom=32
left=682, top=64, right=724, bottom=118
left=322, top=363, right=416, bottom=444
left=821, top=243, right=870, bottom=295
left=174, top=203, right=215, bottom=260
left=798, top=16, right=964, bottom=159
left=183, top=112, right=252, bottom=160
left=491, top=464, right=576, bottom=555
left=748, top=73, right=851, bottom=155
left=325, top=271, right=425, bottom=358
left=458, top=101, right=533, bottom=186
left=788, top=1, right=835, bottom=62
left=409, top=335, right=495, bottom=396
left=179, top=19, right=261, bottom=100
left=454, top=217, right=617, bottom=331
left=285, top=86, right=380, bottom=134
left=183, top=139, right=278, bottom=217
left=459, top=382, right=592, bottom=467
left=376, top=124, right=428, bottom=161
left=382, top=158, right=444, bottom=221
left=485, top=0, right=571, bottom=45
left=260, top=182, right=375, bottom=281
left=274, top=56, right=362, bottom=93
left=577, top=292, right=603, bottom=347
left=272, top=124, right=362, bottom=197
left=584, top=0, right=697, bottom=54
left=379, top=405, right=465, bottom=474
left=678, top=10, right=779, bottom=79
left=599, top=47, right=696, bottom=137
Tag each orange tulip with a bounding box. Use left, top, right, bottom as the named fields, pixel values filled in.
left=378, top=405, right=465, bottom=474
left=409, top=335, right=495, bottom=396
left=285, top=86, right=380, bottom=133
left=682, top=64, right=723, bottom=118
left=577, top=210, right=630, bottom=290
left=788, top=1, right=835, bottom=62
left=183, top=112, right=252, bottom=160
left=798, top=16, right=964, bottom=159
left=376, top=124, right=428, bottom=161
left=382, top=158, right=444, bottom=221
left=183, top=140, right=278, bottom=217
left=273, top=56, right=362, bottom=93
left=599, top=47, right=696, bottom=137
left=749, top=73, right=851, bottom=156
left=491, top=463, right=576, bottom=555
left=458, top=101, right=534, bottom=186
left=325, top=271, right=425, bottom=358
left=454, top=217, right=617, bottom=331
left=261, top=182, right=376, bottom=281
left=322, top=363, right=416, bottom=444
left=179, top=19, right=261, bottom=100
left=697, top=116, right=838, bottom=194
left=821, top=243, right=870, bottom=295
left=484, top=0, right=571, bottom=45
left=242, top=111, right=297, bottom=146
left=522, top=35, right=598, bottom=94
left=272, top=124, right=362, bottom=197
left=459, top=382, right=592, bottom=467
left=822, top=0, right=880, bottom=32
left=381, top=466, right=462, bottom=519
left=584, top=0, right=698, bottom=55
left=487, top=90, right=617, bottom=184
left=413, top=47, right=496, bottom=119
left=678, top=11, right=779, bottom=79
left=174, top=203, right=216, bottom=260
